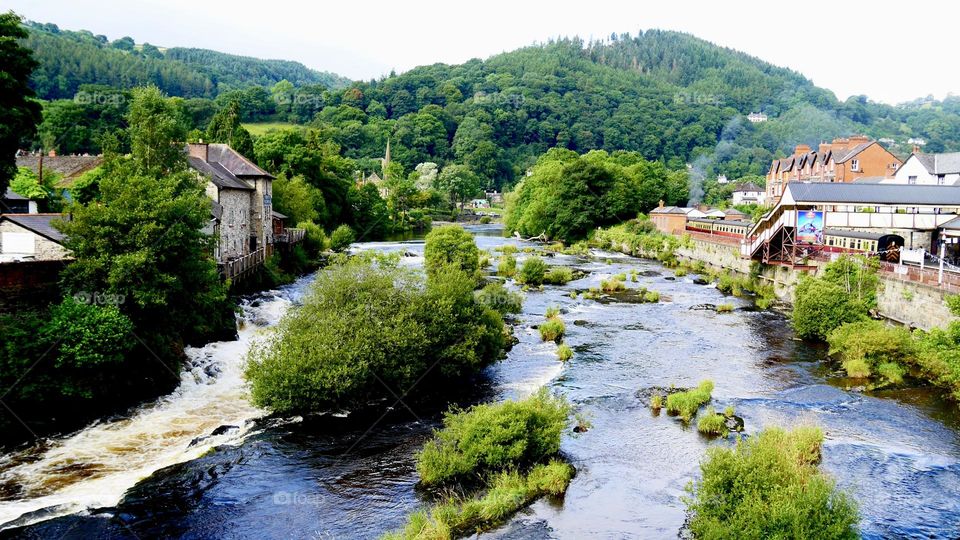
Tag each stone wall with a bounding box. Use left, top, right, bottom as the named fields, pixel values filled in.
left=217, top=189, right=252, bottom=260
left=675, top=237, right=955, bottom=331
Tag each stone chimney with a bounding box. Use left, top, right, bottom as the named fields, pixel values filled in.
left=187, top=141, right=209, bottom=161
left=48, top=149, right=57, bottom=157
left=848, top=134, right=870, bottom=144
left=912, top=145, right=921, bottom=155
left=818, top=142, right=831, bottom=154
left=658, top=199, right=665, bottom=209
left=794, top=144, right=811, bottom=156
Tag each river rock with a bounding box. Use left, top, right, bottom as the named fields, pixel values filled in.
left=689, top=303, right=717, bottom=311
left=663, top=276, right=676, bottom=281
left=693, top=277, right=710, bottom=285
left=211, top=425, right=239, bottom=437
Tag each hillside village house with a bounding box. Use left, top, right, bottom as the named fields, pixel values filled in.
left=766, top=136, right=902, bottom=204
left=890, top=151, right=960, bottom=186
left=0, top=214, right=70, bottom=263
left=731, top=182, right=766, bottom=205
left=186, top=143, right=274, bottom=262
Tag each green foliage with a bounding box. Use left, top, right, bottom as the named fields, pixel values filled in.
left=424, top=225, right=480, bottom=283
left=497, top=253, right=517, bottom=278
left=58, top=87, right=232, bottom=346
left=827, top=320, right=913, bottom=383
left=600, top=277, right=626, bottom=292
left=475, top=282, right=523, bottom=316
left=329, top=224, right=356, bottom=252
left=642, top=290, right=660, bottom=303
left=505, top=149, right=687, bottom=243
left=650, top=394, right=663, bottom=410
left=665, top=380, right=714, bottom=422
left=383, top=460, right=574, bottom=540
left=270, top=173, right=321, bottom=225
left=44, top=297, right=135, bottom=370
left=23, top=21, right=348, bottom=101
left=821, top=255, right=881, bottom=312
left=696, top=407, right=728, bottom=437
left=415, top=389, right=571, bottom=486
left=686, top=427, right=859, bottom=540
left=517, top=256, right=548, bottom=285
left=0, top=12, right=42, bottom=195
left=716, top=303, right=735, bottom=313
left=298, top=220, right=329, bottom=254
left=557, top=343, right=573, bottom=362
left=245, top=258, right=505, bottom=413
left=10, top=167, right=63, bottom=211
left=539, top=318, right=566, bottom=343
left=542, top=266, right=574, bottom=285
left=792, top=276, right=866, bottom=341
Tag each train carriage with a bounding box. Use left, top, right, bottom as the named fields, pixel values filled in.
left=685, top=218, right=752, bottom=239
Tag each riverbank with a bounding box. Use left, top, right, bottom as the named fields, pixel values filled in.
left=3, top=225, right=960, bottom=538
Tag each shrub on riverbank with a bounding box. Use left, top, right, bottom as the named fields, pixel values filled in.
left=330, top=224, right=356, bottom=252
left=666, top=380, right=713, bottom=422
left=244, top=257, right=505, bottom=413
left=416, top=389, right=571, bottom=486
left=827, top=320, right=912, bottom=383
left=793, top=256, right=879, bottom=341
left=793, top=277, right=866, bottom=341
left=557, top=343, right=573, bottom=362
left=425, top=225, right=481, bottom=283
left=517, top=256, right=548, bottom=285
left=384, top=460, right=574, bottom=540
left=543, top=266, right=574, bottom=285
left=539, top=318, right=566, bottom=343
left=475, top=282, right=523, bottom=316
left=591, top=220, right=686, bottom=266
left=696, top=406, right=727, bottom=437
left=685, top=426, right=859, bottom=539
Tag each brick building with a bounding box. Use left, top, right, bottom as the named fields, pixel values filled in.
left=766, top=136, right=902, bottom=204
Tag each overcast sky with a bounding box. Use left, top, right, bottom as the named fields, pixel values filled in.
left=8, top=0, right=955, bottom=105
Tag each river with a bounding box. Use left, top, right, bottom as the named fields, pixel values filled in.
left=1, top=224, right=959, bottom=539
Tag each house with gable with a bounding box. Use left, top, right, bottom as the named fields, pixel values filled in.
left=186, top=143, right=274, bottom=265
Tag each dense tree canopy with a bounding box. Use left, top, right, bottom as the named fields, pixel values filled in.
left=505, top=149, right=688, bottom=242
left=0, top=12, right=42, bottom=196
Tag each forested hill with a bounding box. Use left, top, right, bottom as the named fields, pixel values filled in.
left=22, top=24, right=960, bottom=192
left=22, top=21, right=352, bottom=100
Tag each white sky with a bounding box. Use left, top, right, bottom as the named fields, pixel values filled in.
left=8, top=0, right=957, bottom=105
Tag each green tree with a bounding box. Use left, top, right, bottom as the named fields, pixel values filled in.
left=206, top=100, right=255, bottom=157
left=57, top=88, right=232, bottom=347
left=244, top=257, right=504, bottom=413
left=424, top=225, right=481, bottom=283
left=436, top=164, right=482, bottom=211
left=271, top=172, right=322, bottom=225
left=0, top=12, right=43, bottom=195
left=127, top=86, right=188, bottom=176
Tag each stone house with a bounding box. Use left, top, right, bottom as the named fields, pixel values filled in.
left=186, top=143, right=274, bottom=263
left=0, top=214, right=70, bottom=263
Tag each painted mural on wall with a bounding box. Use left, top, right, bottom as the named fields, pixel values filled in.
left=797, top=210, right=824, bottom=245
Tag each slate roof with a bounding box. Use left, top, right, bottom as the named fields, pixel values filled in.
left=940, top=216, right=960, bottom=230
left=188, top=156, right=255, bottom=191
left=832, top=142, right=873, bottom=163
left=787, top=182, right=960, bottom=206
left=204, top=144, right=274, bottom=178
left=724, top=208, right=748, bottom=217
left=913, top=152, right=960, bottom=175
left=1, top=213, right=70, bottom=243
left=211, top=200, right=223, bottom=220
left=651, top=206, right=693, bottom=215
left=823, top=228, right=886, bottom=241
left=732, top=182, right=763, bottom=192
left=271, top=210, right=288, bottom=219
left=3, top=188, right=26, bottom=201
left=15, top=155, right=103, bottom=187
